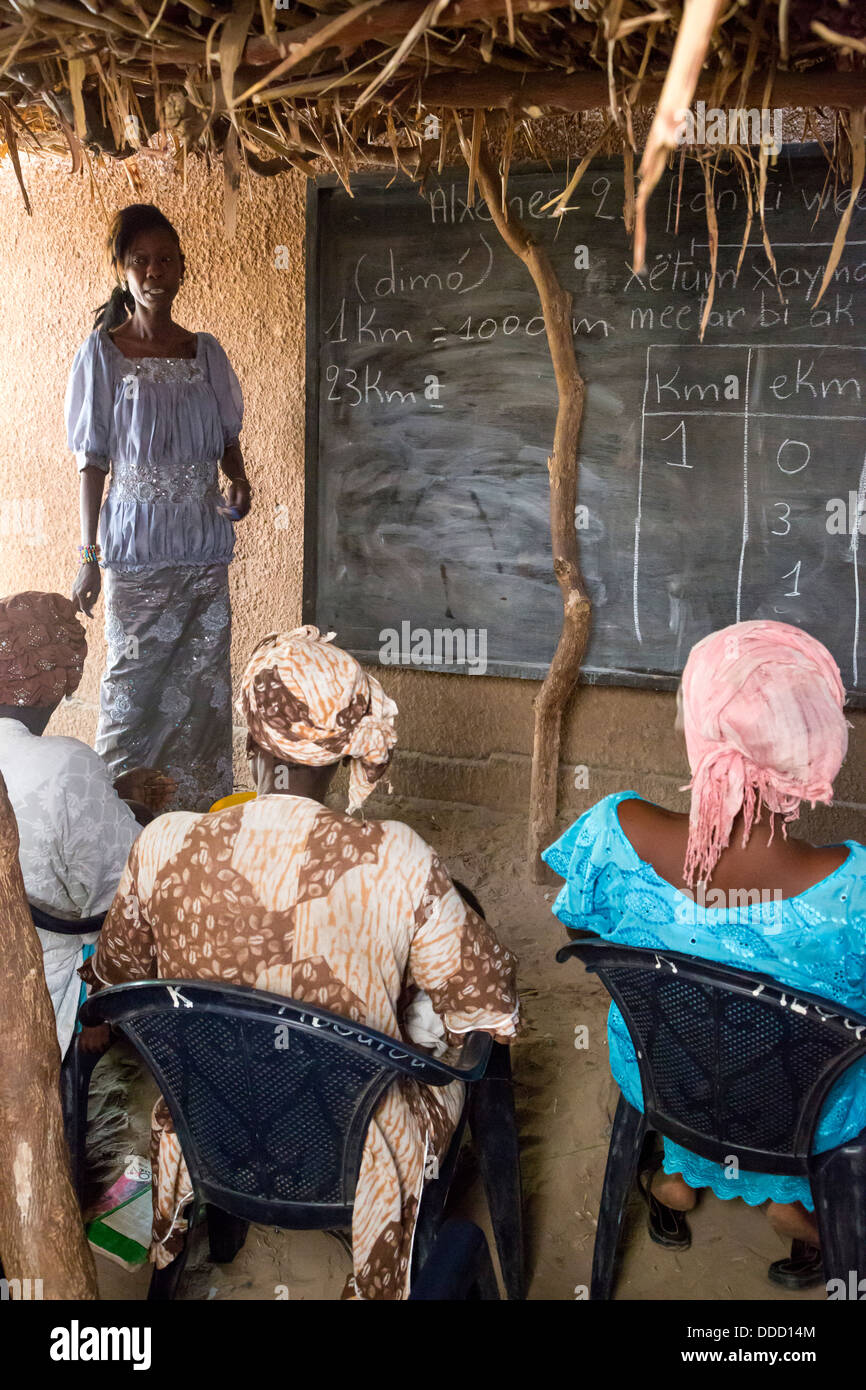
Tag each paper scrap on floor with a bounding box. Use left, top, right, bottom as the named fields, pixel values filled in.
left=86, top=1155, right=152, bottom=1270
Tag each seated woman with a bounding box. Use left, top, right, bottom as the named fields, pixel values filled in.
left=83, top=625, right=519, bottom=1300
left=544, top=619, right=865, bottom=1290
left=0, top=590, right=173, bottom=1059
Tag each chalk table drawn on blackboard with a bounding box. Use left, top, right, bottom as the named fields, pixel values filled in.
left=633, top=343, right=866, bottom=649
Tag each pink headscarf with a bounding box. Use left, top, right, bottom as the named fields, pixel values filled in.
left=681, top=620, right=848, bottom=887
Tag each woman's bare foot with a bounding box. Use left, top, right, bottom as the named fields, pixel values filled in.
left=651, top=1170, right=697, bottom=1212
left=766, top=1201, right=820, bottom=1246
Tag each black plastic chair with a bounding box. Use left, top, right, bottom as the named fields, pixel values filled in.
left=73, top=979, right=524, bottom=1299
left=408, top=1218, right=500, bottom=1300
left=557, top=938, right=866, bottom=1300
left=27, top=904, right=107, bottom=1149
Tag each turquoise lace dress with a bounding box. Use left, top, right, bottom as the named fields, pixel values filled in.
left=543, top=791, right=866, bottom=1210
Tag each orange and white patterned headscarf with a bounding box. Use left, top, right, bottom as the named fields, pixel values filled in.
left=238, top=626, right=398, bottom=812
left=681, top=620, right=848, bottom=887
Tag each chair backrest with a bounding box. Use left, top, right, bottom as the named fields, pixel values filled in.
left=80, top=979, right=490, bottom=1227
left=558, top=939, right=866, bottom=1176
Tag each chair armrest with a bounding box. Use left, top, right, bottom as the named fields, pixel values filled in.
left=30, top=903, right=107, bottom=937
left=556, top=939, right=591, bottom=965
left=380, top=1028, right=495, bottom=1085
left=448, top=1030, right=495, bottom=1079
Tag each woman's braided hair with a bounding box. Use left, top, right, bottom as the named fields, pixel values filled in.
left=92, top=203, right=184, bottom=331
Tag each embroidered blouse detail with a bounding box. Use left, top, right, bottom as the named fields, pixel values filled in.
left=110, top=457, right=221, bottom=507
left=120, top=358, right=205, bottom=387
left=64, top=328, right=244, bottom=571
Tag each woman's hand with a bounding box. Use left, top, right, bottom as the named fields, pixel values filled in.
left=72, top=561, right=101, bottom=618
left=218, top=477, right=252, bottom=521
left=114, top=767, right=178, bottom=813
left=79, top=1023, right=111, bottom=1055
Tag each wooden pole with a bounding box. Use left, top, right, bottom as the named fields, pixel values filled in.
left=634, top=0, right=727, bottom=272
left=474, top=142, right=591, bottom=881
left=0, top=772, right=98, bottom=1299
left=92, top=64, right=866, bottom=116
left=402, top=67, right=866, bottom=114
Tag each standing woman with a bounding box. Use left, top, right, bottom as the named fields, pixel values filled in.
left=65, top=204, right=252, bottom=810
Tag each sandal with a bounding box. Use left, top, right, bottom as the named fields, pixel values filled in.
left=767, top=1240, right=823, bottom=1291
left=637, top=1164, right=692, bottom=1250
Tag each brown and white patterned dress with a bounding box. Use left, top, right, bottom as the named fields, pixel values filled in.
left=83, top=793, right=519, bottom=1299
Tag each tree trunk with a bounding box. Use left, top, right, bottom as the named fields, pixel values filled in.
left=475, top=144, right=591, bottom=881
left=0, top=771, right=98, bottom=1299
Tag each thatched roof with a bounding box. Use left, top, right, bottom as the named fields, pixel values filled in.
left=1, top=0, right=864, bottom=252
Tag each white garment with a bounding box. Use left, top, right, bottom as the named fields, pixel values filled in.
left=0, top=719, right=140, bottom=1056
left=403, top=989, right=450, bottom=1058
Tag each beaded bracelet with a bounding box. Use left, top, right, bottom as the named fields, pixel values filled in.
left=78, top=544, right=101, bottom=564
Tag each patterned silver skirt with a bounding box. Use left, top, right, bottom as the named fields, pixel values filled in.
left=97, top=563, right=233, bottom=812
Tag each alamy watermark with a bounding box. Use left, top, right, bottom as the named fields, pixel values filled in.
left=1, top=1277, right=43, bottom=1300
left=0, top=498, right=47, bottom=546
left=675, top=884, right=785, bottom=928
left=827, top=1270, right=866, bottom=1300
left=826, top=491, right=866, bottom=535
left=674, top=102, right=783, bottom=155
left=379, top=622, right=487, bottom=675
left=50, top=1322, right=151, bottom=1369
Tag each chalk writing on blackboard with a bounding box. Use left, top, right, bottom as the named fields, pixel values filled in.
left=306, top=154, right=866, bottom=699
left=634, top=343, right=866, bottom=683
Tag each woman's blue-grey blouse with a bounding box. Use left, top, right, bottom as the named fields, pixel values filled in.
left=543, top=790, right=866, bottom=1209
left=65, top=327, right=243, bottom=571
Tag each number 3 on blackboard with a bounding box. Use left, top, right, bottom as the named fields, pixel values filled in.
left=771, top=502, right=791, bottom=536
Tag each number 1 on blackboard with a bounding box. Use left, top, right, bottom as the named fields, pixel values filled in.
left=661, top=420, right=691, bottom=469
left=782, top=561, right=802, bottom=598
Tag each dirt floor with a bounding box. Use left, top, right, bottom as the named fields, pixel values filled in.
left=91, top=797, right=825, bottom=1304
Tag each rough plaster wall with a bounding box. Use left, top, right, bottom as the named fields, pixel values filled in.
left=1, top=145, right=863, bottom=843
left=0, top=152, right=306, bottom=780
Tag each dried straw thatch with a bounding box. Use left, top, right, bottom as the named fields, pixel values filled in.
left=1, top=1, right=864, bottom=232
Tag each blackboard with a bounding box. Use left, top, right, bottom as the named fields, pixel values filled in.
left=304, top=150, right=866, bottom=703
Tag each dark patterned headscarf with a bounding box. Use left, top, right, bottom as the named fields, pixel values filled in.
left=0, top=592, right=87, bottom=707
left=238, top=626, right=398, bottom=811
